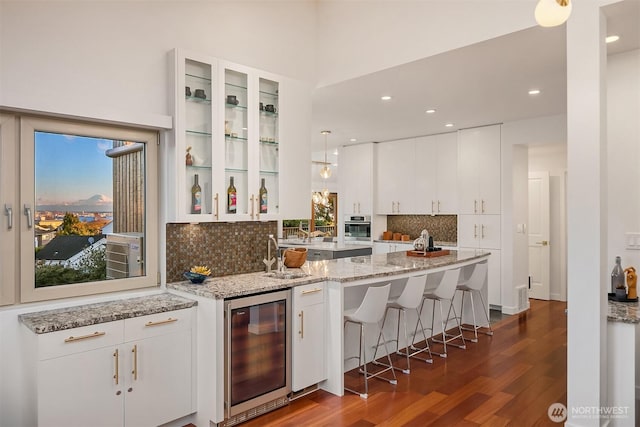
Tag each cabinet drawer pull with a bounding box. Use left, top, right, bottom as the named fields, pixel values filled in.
left=64, top=331, right=106, bottom=343
left=301, top=288, right=322, bottom=295
left=431, top=200, right=435, bottom=213
left=145, top=317, right=178, bottom=327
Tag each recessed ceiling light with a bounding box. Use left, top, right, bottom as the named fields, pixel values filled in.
left=528, top=89, right=541, bottom=95
left=349, top=138, right=357, bottom=142
left=445, top=123, right=454, bottom=128
left=606, top=35, right=620, bottom=43
left=425, top=109, right=436, bottom=114
left=381, top=95, right=392, bottom=101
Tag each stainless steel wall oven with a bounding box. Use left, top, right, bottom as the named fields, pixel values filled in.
left=223, top=289, right=291, bottom=426
left=344, top=215, right=371, bottom=239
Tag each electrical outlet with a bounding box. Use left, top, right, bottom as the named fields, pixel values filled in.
left=625, top=232, right=640, bottom=250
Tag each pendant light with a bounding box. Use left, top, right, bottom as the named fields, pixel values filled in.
left=319, top=130, right=332, bottom=179
left=535, top=0, right=572, bottom=27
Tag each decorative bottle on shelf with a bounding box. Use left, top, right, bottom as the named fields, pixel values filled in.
left=227, top=176, right=237, bottom=214
left=259, top=178, right=268, bottom=214
left=611, top=256, right=625, bottom=294
left=191, top=174, right=202, bottom=214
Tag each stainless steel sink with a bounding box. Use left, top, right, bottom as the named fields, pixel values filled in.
left=264, top=271, right=310, bottom=280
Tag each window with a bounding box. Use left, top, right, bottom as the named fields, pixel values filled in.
left=1, top=113, right=159, bottom=304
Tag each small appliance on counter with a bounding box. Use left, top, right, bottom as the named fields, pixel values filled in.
left=407, top=229, right=449, bottom=258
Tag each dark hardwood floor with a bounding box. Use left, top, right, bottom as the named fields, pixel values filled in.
left=240, top=299, right=567, bottom=427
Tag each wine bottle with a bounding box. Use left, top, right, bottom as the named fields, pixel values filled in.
left=611, top=256, right=624, bottom=293
left=227, top=176, right=237, bottom=214
left=191, top=174, right=202, bottom=214
left=259, top=178, right=268, bottom=214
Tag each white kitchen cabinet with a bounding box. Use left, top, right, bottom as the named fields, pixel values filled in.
left=292, top=282, right=326, bottom=391
left=376, top=132, right=457, bottom=215
left=376, top=139, right=414, bottom=214
left=457, top=125, right=501, bottom=215
left=373, top=241, right=414, bottom=254
left=169, top=48, right=289, bottom=222
left=458, top=214, right=501, bottom=250
left=340, top=143, right=374, bottom=215
left=36, top=308, right=195, bottom=427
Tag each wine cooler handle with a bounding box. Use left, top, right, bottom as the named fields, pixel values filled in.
left=24, top=204, right=33, bottom=228
left=299, top=310, right=304, bottom=339
left=4, top=204, right=12, bottom=230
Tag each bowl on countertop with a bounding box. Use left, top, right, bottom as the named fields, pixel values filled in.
left=183, top=271, right=208, bottom=284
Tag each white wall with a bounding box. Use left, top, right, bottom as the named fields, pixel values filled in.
left=0, top=1, right=317, bottom=121
left=606, top=49, right=640, bottom=274
left=529, top=144, right=568, bottom=301
left=315, top=0, right=539, bottom=87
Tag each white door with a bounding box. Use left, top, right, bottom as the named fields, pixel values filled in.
left=528, top=171, right=550, bottom=300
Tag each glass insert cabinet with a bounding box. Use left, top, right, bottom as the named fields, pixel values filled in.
left=169, top=49, right=280, bottom=222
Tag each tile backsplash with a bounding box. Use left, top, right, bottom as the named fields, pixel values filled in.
left=166, top=221, right=277, bottom=283
left=386, top=215, right=457, bottom=242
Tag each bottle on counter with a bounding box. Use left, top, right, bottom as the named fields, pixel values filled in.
left=259, top=178, right=268, bottom=214
left=191, top=174, right=202, bottom=214
left=227, top=176, right=237, bottom=214
left=611, top=255, right=625, bottom=293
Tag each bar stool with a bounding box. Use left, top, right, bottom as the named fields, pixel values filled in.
left=344, top=283, right=397, bottom=399
left=417, top=268, right=466, bottom=358
left=452, top=261, right=493, bottom=342
left=374, top=275, right=432, bottom=374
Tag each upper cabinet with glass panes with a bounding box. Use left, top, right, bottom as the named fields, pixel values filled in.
left=168, top=49, right=281, bottom=222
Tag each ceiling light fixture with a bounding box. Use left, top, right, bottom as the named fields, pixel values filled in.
left=606, top=35, right=620, bottom=43
left=535, top=0, right=572, bottom=27
left=529, top=89, right=541, bottom=95
left=445, top=123, right=454, bottom=128
left=381, top=95, right=392, bottom=101
left=319, top=130, right=332, bottom=179
left=425, top=109, right=436, bottom=114
left=350, top=138, right=357, bottom=142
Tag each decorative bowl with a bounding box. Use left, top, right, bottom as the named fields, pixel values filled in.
left=184, top=271, right=208, bottom=284
left=283, top=247, right=307, bottom=268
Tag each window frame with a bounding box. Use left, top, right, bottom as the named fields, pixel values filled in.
left=8, top=114, right=160, bottom=304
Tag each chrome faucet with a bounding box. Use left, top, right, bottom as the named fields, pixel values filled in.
left=264, top=234, right=278, bottom=272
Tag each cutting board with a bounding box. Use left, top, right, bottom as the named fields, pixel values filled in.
left=406, top=249, right=450, bottom=258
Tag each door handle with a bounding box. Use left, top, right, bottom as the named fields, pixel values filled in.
left=536, top=240, right=549, bottom=246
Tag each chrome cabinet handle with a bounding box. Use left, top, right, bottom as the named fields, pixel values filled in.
left=481, top=199, right=485, bottom=214
left=474, top=200, right=478, bottom=214
left=357, top=202, right=361, bottom=213
left=214, top=193, right=219, bottom=220
left=474, top=224, right=477, bottom=239
left=4, top=204, right=12, bottom=230
left=250, top=194, right=255, bottom=219
left=481, top=224, right=485, bottom=239
left=24, top=204, right=33, bottom=228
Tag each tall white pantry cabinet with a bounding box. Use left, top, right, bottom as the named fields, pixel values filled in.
left=457, top=124, right=502, bottom=307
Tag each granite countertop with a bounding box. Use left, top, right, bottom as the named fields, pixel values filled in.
left=280, top=241, right=373, bottom=251
left=19, top=293, right=198, bottom=334
left=167, top=249, right=490, bottom=299
left=608, top=299, right=640, bottom=324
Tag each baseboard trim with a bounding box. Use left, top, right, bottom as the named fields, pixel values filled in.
left=501, top=303, right=529, bottom=315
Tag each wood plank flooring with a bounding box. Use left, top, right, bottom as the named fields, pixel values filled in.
left=241, top=299, right=567, bottom=427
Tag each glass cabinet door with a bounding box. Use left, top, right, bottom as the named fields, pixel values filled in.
left=258, top=78, right=279, bottom=217
left=184, top=59, right=214, bottom=217
left=223, top=68, right=249, bottom=217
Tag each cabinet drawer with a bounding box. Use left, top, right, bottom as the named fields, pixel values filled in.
left=38, top=320, right=124, bottom=360
left=124, top=308, right=194, bottom=342
left=293, top=283, right=325, bottom=306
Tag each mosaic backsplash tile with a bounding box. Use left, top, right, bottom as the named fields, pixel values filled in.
left=166, top=221, right=278, bottom=283
left=386, top=215, right=457, bottom=242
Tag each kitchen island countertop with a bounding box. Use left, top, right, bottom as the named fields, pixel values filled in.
left=167, top=249, right=490, bottom=299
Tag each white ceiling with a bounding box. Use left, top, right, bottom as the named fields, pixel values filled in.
left=311, top=0, right=640, bottom=160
